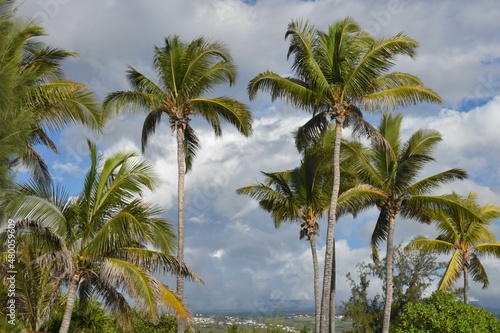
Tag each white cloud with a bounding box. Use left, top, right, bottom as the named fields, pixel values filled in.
left=52, top=161, right=84, bottom=178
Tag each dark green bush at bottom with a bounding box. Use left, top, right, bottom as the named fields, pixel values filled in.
left=392, top=290, right=500, bottom=333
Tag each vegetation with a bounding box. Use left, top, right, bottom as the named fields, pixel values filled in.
left=0, top=0, right=101, bottom=188
left=1, top=142, right=197, bottom=332
left=392, top=290, right=500, bottom=332
left=1, top=2, right=499, bottom=332
left=340, top=245, right=444, bottom=332
left=248, top=17, right=442, bottom=333
left=407, top=192, right=500, bottom=303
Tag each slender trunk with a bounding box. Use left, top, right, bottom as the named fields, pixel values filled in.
left=381, top=214, right=396, bottom=333
left=319, top=119, right=342, bottom=333
left=463, top=264, right=469, bottom=304
left=176, top=125, right=186, bottom=333
left=310, top=236, right=320, bottom=333
left=329, top=237, right=336, bottom=333
left=58, top=273, right=79, bottom=333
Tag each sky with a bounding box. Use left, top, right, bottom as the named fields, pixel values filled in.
left=13, top=0, right=500, bottom=314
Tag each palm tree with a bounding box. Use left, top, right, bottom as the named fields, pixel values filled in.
left=0, top=0, right=102, bottom=185
left=0, top=238, right=62, bottom=331
left=347, top=113, right=467, bottom=331
left=1, top=142, right=198, bottom=333
left=237, top=126, right=384, bottom=333
left=103, top=36, right=252, bottom=332
left=407, top=192, right=500, bottom=304
left=248, top=17, right=442, bottom=333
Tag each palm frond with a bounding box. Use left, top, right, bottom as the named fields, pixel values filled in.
left=474, top=242, right=500, bottom=257
left=285, top=19, right=330, bottom=94
left=191, top=96, right=253, bottom=137
left=141, top=109, right=163, bottom=152
left=103, top=91, right=163, bottom=116
left=184, top=124, right=201, bottom=172
left=294, top=112, right=329, bottom=152
left=337, top=184, right=385, bottom=218
left=248, top=71, right=315, bottom=110
left=113, top=247, right=202, bottom=283
left=403, top=169, right=467, bottom=196
left=345, top=33, right=419, bottom=99
left=371, top=208, right=390, bottom=262
left=469, top=254, right=489, bottom=289
left=99, top=258, right=159, bottom=316
left=159, top=284, right=191, bottom=321
left=438, top=249, right=463, bottom=291
left=361, top=85, right=442, bottom=112
left=406, top=236, right=455, bottom=254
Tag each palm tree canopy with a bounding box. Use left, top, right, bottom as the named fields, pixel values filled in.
left=1, top=142, right=199, bottom=330
left=407, top=192, right=500, bottom=291
left=0, top=0, right=102, bottom=184
left=103, top=35, right=252, bottom=171
left=248, top=17, right=442, bottom=148
left=347, top=113, right=468, bottom=259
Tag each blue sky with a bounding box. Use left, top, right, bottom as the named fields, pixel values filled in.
left=13, top=0, right=500, bottom=314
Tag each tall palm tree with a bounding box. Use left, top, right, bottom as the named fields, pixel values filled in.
left=0, top=0, right=102, bottom=185
left=237, top=126, right=384, bottom=333
left=1, top=142, right=198, bottom=333
left=103, top=36, right=252, bottom=332
left=248, top=17, right=441, bottom=333
left=407, top=192, right=500, bottom=304
left=348, top=113, right=467, bottom=332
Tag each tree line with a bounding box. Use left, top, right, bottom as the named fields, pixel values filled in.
left=1, top=0, right=499, bottom=332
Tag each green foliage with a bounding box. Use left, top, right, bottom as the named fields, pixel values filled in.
left=42, top=300, right=181, bottom=333
left=340, top=245, right=443, bottom=332
left=44, top=297, right=121, bottom=333
left=0, top=315, right=27, bottom=333
left=407, top=191, right=500, bottom=303
left=131, top=309, right=178, bottom=333
left=0, top=0, right=101, bottom=186
left=392, top=290, right=500, bottom=333
left=0, top=142, right=195, bottom=332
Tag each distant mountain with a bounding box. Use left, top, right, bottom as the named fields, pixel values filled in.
left=194, top=299, right=315, bottom=317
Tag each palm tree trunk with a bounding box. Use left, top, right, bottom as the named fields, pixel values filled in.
left=319, top=119, right=342, bottom=333
left=58, top=273, right=79, bottom=333
left=176, top=125, right=186, bottom=333
left=463, top=264, right=469, bottom=304
left=381, top=214, right=396, bottom=333
left=310, top=236, right=320, bottom=333
left=329, top=237, right=336, bottom=333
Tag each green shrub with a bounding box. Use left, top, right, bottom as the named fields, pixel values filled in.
left=392, top=290, right=500, bottom=333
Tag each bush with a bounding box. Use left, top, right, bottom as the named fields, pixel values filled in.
left=392, top=290, right=500, bottom=333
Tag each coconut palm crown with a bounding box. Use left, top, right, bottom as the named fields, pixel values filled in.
left=407, top=192, right=500, bottom=304
left=0, top=0, right=102, bottom=184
